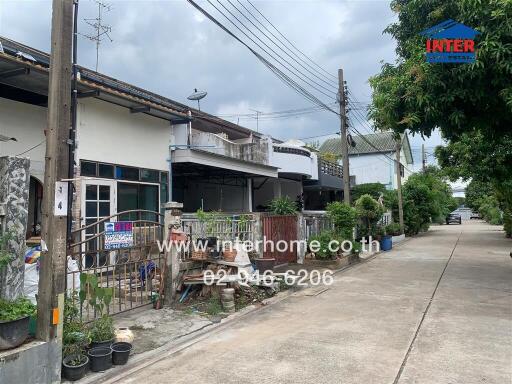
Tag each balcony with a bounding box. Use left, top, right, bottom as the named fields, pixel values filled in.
left=189, top=129, right=270, bottom=165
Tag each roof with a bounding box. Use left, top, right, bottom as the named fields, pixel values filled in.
left=319, top=131, right=414, bottom=165
left=0, top=35, right=262, bottom=140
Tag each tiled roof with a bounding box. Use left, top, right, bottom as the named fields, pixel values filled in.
left=320, top=131, right=413, bottom=164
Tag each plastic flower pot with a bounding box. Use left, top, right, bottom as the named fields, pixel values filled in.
left=380, top=235, right=393, bottom=251
left=0, top=316, right=30, bottom=350
left=88, top=346, right=112, bottom=372
left=111, top=342, right=133, bottom=365
left=90, top=338, right=114, bottom=349
left=62, top=354, right=89, bottom=381
left=222, top=249, right=237, bottom=262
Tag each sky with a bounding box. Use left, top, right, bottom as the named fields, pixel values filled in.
left=0, top=0, right=443, bottom=169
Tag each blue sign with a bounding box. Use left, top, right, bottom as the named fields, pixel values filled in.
left=104, top=221, right=134, bottom=250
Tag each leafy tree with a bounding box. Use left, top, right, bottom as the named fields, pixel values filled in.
left=355, top=194, right=384, bottom=237
left=368, top=0, right=512, bottom=236
left=369, top=0, right=512, bottom=142
left=465, top=180, right=494, bottom=211
left=326, top=202, right=357, bottom=239
left=352, top=183, right=387, bottom=202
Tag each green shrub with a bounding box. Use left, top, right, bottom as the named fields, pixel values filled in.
left=385, top=222, right=401, bottom=236
left=326, top=201, right=357, bottom=239
left=0, top=297, right=36, bottom=322
left=268, top=196, right=297, bottom=215
left=308, top=231, right=354, bottom=259
left=88, top=315, right=115, bottom=342
left=354, top=194, right=384, bottom=237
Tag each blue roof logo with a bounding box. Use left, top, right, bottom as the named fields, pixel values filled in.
left=420, top=20, right=480, bottom=63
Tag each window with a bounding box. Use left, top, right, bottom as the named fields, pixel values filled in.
left=140, top=169, right=159, bottom=183
left=98, top=163, right=114, bottom=178
left=160, top=172, right=168, bottom=204
left=116, top=166, right=139, bottom=181
left=117, top=183, right=159, bottom=222
left=81, top=161, right=97, bottom=177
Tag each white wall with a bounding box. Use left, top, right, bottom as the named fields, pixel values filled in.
left=349, top=153, right=395, bottom=188
left=0, top=98, right=46, bottom=181
left=77, top=98, right=170, bottom=171
left=269, top=143, right=317, bottom=179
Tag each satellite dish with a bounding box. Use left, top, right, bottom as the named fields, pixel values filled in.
left=187, top=88, right=207, bottom=110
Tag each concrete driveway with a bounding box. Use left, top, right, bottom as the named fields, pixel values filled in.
left=118, top=221, right=512, bottom=384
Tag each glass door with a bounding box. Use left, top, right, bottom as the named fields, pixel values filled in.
left=81, top=179, right=116, bottom=267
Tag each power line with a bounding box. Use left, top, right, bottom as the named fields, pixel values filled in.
left=208, top=0, right=337, bottom=99
left=232, top=0, right=337, bottom=89
left=15, top=139, right=46, bottom=156
left=246, top=0, right=337, bottom=82
left=186, top=0, right=339, bottom=116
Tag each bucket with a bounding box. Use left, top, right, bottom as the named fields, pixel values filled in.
left=88, top=346, right=112, bottom=372
left=380, top=235, right=392, bottom=251
left=111, top=342, right=133, bottom=365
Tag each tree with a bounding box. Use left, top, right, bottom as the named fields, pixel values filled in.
left=355, top=194, right=384, bottom=237
left=326, top=202, right=357, bottom=239
left=369, top=0, right=512, bottom=142
left=352, top=183, right=387, bottom=202
left=369, top=0, right=512, bottom=236
left=465, top=180, right=494, bottom=212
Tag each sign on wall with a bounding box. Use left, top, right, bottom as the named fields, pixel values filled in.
left=104, top=221, right=133, bottom=249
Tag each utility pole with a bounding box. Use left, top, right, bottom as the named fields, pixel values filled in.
left=395, top=138, right=405, bottom=234
left=37, top=0, right=73, bottom=343
left=421, top=143, right=426, bottom=171
left=338, top=69, right=350, bottom=204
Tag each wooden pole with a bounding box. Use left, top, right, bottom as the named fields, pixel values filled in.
left=396, top=139, right=405, bottom=235
left=36, top=0, right=73, bottom=342
left=338, top=69, right=350, bottom=204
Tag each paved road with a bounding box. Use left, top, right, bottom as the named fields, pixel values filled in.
left=121, top=222, right=512, bottom=384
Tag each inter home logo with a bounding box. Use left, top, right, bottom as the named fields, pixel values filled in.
left=420, top=19, right=480, bottom=63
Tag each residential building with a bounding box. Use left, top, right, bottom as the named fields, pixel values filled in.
left=320, top=131, right=413, bottom=190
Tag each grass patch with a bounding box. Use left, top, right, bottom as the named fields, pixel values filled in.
left=206, top=293, right=223, bottom=316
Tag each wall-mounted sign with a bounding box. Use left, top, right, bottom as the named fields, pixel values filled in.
left=104, top=221, right=133, bottom=250
left=54, top=181, right=68, bottom=216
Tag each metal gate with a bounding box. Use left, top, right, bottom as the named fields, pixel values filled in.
left=68, top=209, right=164, bottom=321
left=262, top=214, right=298, bottom=265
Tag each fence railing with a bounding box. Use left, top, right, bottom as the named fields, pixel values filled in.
left=301, top=212, right=333, bottom=241
left=180, top=213, right=258, bottom=259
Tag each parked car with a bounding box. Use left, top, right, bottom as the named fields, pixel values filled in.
left=446, top=213, right=462, bottom=225
left=470, top=212, right=481, bottom=219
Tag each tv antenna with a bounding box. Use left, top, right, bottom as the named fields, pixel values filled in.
left=81, top=0, right=113, bottom=71
left=187, top=88, right=207, bottom=111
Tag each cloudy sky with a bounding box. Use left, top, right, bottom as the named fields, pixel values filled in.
left=0, top=0, right=442, bottom=168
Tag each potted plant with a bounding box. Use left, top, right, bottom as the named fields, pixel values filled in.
left=0, top=297, right=36, bottom=350
left=221, top=216, right=237, bottom=262
left=62, top=293, right=90, bottom=381
left=80, top=273, right=115, bottom=371
left=195, top=208, right=209, bottom=249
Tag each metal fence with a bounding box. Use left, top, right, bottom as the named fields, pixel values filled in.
left=301, top=212, right=333, bottom=241
left=68, top=210, right=164, bottom=321
left=180, top=213, right=257, bottom=259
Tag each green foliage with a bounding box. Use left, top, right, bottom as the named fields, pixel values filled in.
left=385, top=222, right=402, bottom=236
left=369, top=0, right=512, bottom=142
left=79, top=273, right=113, bottom=316
left=0, top=297, right=36, bottom=322
left=478, top=195, right=503, bottom=225
left=354, top=194, right=384, bottom=237
left=0, top=231, right=15, bottom=269
left=88, top=315, right=115, bottom=343
left=206, top=293, right=222, bottom=316
left=320, top=152, right=340, bottom=163
left=400, top=167, right=455, bottom=234
left=308, top=231, right=344, bottom=260
left=326, top=201, right=357, bottom=239
left=352, top=183, right=387, bottom=202
left=63, top=293, right=89, bottom=358
left=465, top=180, right=494, bottom=212
left=268, top=196, right=298, bottom=215
left=196, top=209, right=220, bottom=237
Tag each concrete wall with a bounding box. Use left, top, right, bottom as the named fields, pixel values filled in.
left=76, top=98, right=170, bottom=171
left=349, top=151, right=412, bottom=189
left=0, top=98, right=46, bottom=182
left=0, top=340, right=61, bottom=384
left=270, top=150, right=317, bottom=178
